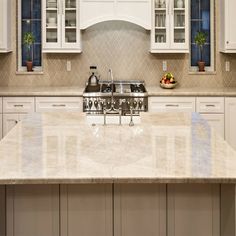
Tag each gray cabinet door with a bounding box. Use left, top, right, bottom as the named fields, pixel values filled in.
left=6, top=185, right=59, bottom=236
left=0, top=186, right=5, bottom=236
left=114, top=184, right=167, bottom=236
left=60, top=184, right=113, bottom=236
left=167, top=184, right=220, bottom=236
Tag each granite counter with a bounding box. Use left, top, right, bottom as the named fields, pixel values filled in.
left=0, top=112, right=236, bottom=184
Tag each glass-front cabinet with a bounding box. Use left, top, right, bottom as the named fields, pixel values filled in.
left=151, top=0, right=189, bottom=53
left=43, top=0, right=81, bottom=53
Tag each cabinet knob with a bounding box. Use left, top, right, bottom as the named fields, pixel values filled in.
left=226, top=41, right=229, bottom=44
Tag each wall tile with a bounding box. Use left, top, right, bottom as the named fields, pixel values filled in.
left=0, top=0, right=235, bottom=88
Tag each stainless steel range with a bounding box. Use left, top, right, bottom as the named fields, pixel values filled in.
left=83, top=80, right=148, bottom=115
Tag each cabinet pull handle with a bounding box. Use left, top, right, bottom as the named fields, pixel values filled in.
left=166, top=104, right=179, bottom=107
left=168, top=1, right=170, bottom=15
left=205, top=104, right=215, bottom=107
left=171, top=0, right=174, bottom=15
left=14, top=104, right=24, bottom=107
left=62, top=0, right=64, bottom=15
left=52, top=104, right=66, bottom=107
left=15, top=120, right=18, bottom=124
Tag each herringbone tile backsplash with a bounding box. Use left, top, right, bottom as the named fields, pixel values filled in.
left=0, top=0, right=236, bottom=88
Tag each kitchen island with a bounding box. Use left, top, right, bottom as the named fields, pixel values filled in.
left=0, top=112, right=236, bottom=236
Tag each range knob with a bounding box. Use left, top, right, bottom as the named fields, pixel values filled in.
left=133, top=100, right=138, bottom=109
left=94, top=100, right=98, bottom=109
left=138, top=100, right=143, bottom=109
left=89, top=100, right=93, bottom=109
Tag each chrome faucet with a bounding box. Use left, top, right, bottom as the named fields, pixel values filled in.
left=103, top=68, right=121, bottom=125
left=108, top=68, right=115, bottom=106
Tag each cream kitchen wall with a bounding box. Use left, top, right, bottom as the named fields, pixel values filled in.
left=0, top=0, right=235, bottom=88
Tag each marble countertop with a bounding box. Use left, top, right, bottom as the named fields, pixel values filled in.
left=0, top=112, right=236, bottom=184
left=0, top=86, right=235, bottom=96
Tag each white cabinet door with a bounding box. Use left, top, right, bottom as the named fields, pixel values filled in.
left=0, top=0, right=11, bottom=52
left=170, top=0, right=189, bottom=51
left=200, top=114, right=225, bottom=139
left=3, top=114, right=27, bottom=137
left=225, top=98, right=236, bottom=150
left=61, top=0, right=81, bottom=49
left=148, top=97, right=195, bottom=112
left=151, top=0, right=189, bottom=53
left=43, top=0, right=81, bottom=53
left=42, top=0, right=62, bottom=50
left=225, top=0, right=236, bottom=50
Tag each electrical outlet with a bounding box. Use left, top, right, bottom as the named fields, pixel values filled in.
left=225, top=61, right=230, bottom=72
left=66, top=60, right=71, bottom=72
left=163, top=61, right=167, bottom=71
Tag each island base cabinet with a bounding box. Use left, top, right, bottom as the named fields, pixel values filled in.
left=6, top=185, right=59, bottom=236
left=221, top=184, right=236, bottom=236
left=114, top=184, right=167, bottom=236
left=167, top=184, right=220, bottom=236
left=0, top=186, right=6, bottom=236
left=60, top=184, right=112, bottom=236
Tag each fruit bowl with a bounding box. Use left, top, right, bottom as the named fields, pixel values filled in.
left=160, top=82, right=178, bottom=89
left=160, top=72, right=177, bottom=89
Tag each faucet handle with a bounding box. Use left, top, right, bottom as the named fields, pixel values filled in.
left=129, top=106, right=134, bottom=127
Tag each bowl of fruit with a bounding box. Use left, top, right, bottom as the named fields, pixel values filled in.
left=160, top=73, right=177, bottom=89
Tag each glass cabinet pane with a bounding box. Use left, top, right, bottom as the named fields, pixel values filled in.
left=46, top=0, right=58, bottom=43
left=173, top=0, right=185, bottom=43
left=64, top=0, right=77, bottom=43
left=154, top=0, right=167, bottom=43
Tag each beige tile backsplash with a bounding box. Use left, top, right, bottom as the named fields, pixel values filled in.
left=0, top=0, right=236, bottom=88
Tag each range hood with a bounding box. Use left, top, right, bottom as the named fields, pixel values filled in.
left=80, top=0, right=151, bottom=30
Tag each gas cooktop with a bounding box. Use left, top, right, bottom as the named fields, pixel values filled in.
left=83, top=80, right=148, bottom=115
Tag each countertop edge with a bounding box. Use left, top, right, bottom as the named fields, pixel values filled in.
left=0, top=86, right=235, bottom=96
left=1, top=178, right=236, bottom=185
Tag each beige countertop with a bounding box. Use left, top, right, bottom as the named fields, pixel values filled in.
left=0, top=86, right=84, bottom=96
left=0, top=112, right=236, bottom=184
left=147, top=86, right=236, bottom=96
left=0, top=86, right=235, bottom=96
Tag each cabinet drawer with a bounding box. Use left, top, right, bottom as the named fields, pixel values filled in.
left=3, top=97, right=35, bottom=113
left=196, top=97, right=224, bottom=113
left=36, top=97, right=83, bottom=112
left=148, top=97, right=195, bottom=112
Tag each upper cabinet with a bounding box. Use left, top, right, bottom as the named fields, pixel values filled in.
left=150, top=0, right=189, bottom=53
left=80, top=0, right=151, bottom=30
left=42, top=0, right=81, bottom=53
left=219, top=0, right=236, bottom=53
left=0, top=0, right=12, bottom=53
